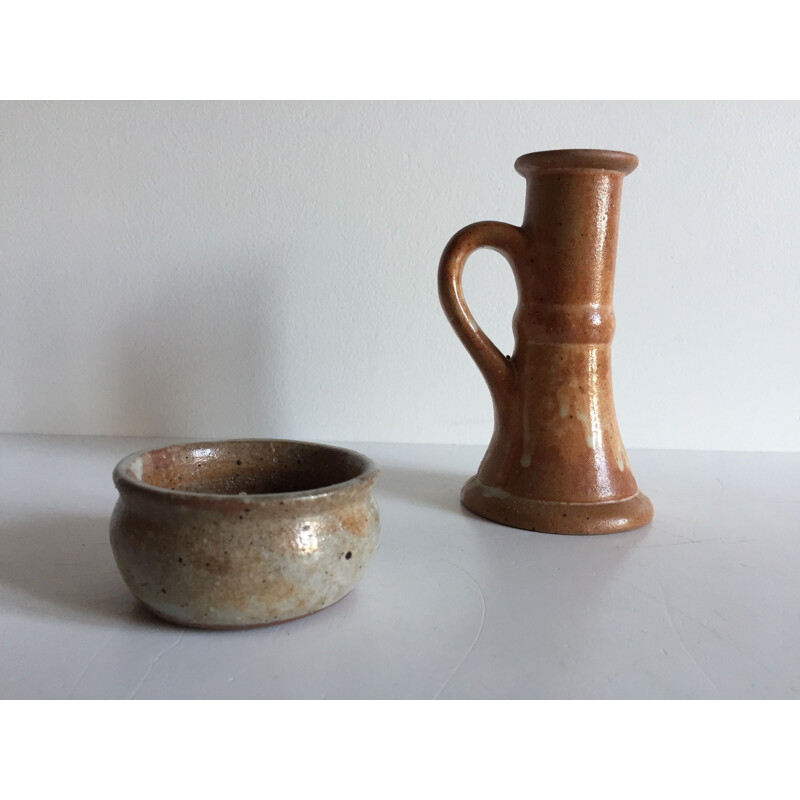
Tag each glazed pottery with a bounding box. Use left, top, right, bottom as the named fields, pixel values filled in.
left=438, top=149, right=653, bottom=534
left=110, top=439, right=380, bottom=628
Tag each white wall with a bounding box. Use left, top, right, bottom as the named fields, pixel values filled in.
left=2, top=101, right=798, bottom=450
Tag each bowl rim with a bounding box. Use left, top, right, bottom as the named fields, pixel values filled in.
left=113, top=438, right=379, bottom=503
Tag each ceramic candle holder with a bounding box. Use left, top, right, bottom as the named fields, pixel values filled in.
left=439, top=149, right=653, bottom=534
left=110, top=439, right=380, bottom=629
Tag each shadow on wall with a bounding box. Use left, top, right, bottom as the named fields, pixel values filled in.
left=113, top=262, right=284, bottom=438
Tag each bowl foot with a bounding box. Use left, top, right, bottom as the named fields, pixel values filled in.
left=138, top=593, right=351, bottom=630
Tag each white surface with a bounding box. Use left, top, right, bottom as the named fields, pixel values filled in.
left=1, top=434, right=798, bottom=699
left=2, top=101, right=800, bottom=450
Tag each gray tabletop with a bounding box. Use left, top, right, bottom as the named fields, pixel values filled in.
left=1, top=434, right=798, bottom=699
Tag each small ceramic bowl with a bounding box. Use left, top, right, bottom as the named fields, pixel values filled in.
left=110, top=439, right=380, bottom=629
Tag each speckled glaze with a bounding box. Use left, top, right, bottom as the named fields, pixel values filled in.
left=439, top=149, right=653, bottom=534
left=110, top=440, right=380, bottom=628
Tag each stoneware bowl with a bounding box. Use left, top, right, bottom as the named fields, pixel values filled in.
left=110, top=439, right=380, bottom=629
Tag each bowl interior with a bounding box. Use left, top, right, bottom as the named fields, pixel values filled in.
left=122, top=440, right=372, bottom=495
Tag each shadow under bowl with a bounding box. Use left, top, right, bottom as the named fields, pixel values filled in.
left=110, top=439, right=380, bottom=629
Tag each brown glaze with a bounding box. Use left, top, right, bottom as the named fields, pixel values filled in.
left=110, top=440, right=380, bottom=628
left=439, top=149, right=653, bottom=534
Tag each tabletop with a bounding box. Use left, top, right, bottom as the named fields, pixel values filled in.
left=1, top=434, right=798, bottom=699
